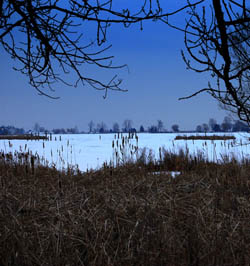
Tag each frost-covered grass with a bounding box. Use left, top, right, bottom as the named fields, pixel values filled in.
left=0, top=132, right=249, bottom=171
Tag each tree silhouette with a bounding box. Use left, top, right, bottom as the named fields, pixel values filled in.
left=157, top=120, right=164, bottom=132
left=0, top=0, right=198, bottom=98
left=88, top=120, right=95, bottom=133
left=123, top=119, right=133, bottom=133
left=167, top=1, right=250, bottom=125
left=221, top=116, right=233, bottom=132
left=209, top=118, right=217, bottom=132
left=112, top=122, right=120, bottom=133
left=139, top=125, right=145, bottom=133
left=96, top=121, right=107, bottom=133
left=172, top=124, right=179, bottom=132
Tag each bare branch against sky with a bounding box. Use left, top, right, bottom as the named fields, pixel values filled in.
left=0, top=0, right=202, bottom=99
left=161, top=1, right=250, bottom=125
left=2, top=1, right=247, bottom=129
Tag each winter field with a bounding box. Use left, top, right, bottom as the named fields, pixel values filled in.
left=0, top=132, right=249, bottom=172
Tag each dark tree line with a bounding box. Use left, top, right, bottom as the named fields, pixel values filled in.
left=87, top=119, right=136, bottom=134
left=196, top=116, right=249, bottom=132
left=1, top=115, right=249, bottom=136
left=86, top=119, right=176, bottom=133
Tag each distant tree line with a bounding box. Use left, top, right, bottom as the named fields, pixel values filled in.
left=87, top=117, right=249, bottom=134
left=196, top=116, right=250, bottom=133
left=87, top=119, right=167, bottom=134
left=1, top=116, right=249, bottom=136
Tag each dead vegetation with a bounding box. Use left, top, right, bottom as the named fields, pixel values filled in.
left=0, top=151, right=250, bottom=265
left=0, top=135, right=48, bottom=140
left=175, top=135, right=236, bottom=141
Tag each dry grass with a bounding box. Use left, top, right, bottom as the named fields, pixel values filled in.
left=0, top=135, right=48, bottom=140
left=0, top=152, right=250, bottom=265
left=175, top=135, right=236, bottom=141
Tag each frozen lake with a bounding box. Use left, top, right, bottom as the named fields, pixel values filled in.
left=0, top=132, right=249, bottom=171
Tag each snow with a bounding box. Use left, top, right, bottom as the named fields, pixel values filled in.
left=0, top=132, right=249, bottom=172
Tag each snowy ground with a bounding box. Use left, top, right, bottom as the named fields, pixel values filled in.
left=0, top=132, right=249, bottom=172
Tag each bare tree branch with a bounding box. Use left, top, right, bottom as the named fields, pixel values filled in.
left=178, top=0, right=250, bottom=125
left=0, top=0, right=203, bottom=98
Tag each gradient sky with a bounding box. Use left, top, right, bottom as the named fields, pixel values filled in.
left=0, top=1, right=229, bottom=131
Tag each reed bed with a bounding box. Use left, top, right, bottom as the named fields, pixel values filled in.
left=0, top=151, right=250, bottom=266
left=1, top=132, right=248, bottom=173
left=0, top=135, right=48, bottom=140
left=175, top=135, right=236, bottom=141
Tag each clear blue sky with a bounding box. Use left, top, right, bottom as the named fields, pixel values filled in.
left=0, top=1, right=228, bottom=131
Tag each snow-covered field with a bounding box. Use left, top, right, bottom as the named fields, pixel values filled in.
left=0, top=132, right=249, bottom=172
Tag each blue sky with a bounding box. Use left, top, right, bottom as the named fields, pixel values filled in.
left=0, top=1, right=229, bottom=131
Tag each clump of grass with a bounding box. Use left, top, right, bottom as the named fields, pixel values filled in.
left=0, top=151, right=250, bottom=265
left=175, top=135, right=236, bottom=140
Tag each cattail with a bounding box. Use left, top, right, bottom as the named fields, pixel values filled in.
left=31, top=155, right=35, bottom=175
